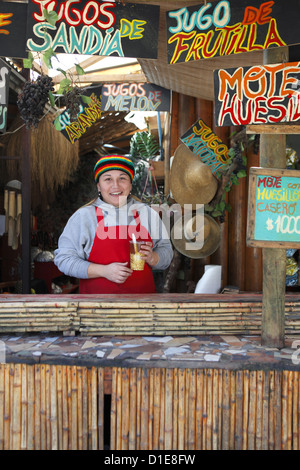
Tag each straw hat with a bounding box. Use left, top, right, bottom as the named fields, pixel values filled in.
left=171, top=213, right=221, bottom=259
left=170, top=144, right=218, bottom=207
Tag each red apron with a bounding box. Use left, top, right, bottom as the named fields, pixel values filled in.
left=79, top=207, right=156, bottom=294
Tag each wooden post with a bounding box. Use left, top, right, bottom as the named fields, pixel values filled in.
left=21, top=127, right=31, bottom=294
left=260, top=47, right=288, bottom=348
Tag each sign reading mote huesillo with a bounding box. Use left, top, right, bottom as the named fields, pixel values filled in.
left=166, top=0, right=300, bottom=65
left=214, top=61, right=300, bottom=127
left=247, top=167, right=300, bottom=248
left=26, top=0, right=160, bottom=58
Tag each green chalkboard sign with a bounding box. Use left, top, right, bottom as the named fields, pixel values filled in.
left=247, top=167, right=300, bottom=248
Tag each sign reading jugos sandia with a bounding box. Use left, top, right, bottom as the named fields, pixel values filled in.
left=166, top=0, right=300, bottom=64
left=214, top=61, right=300, bottom=127
left=26, top=0, right=160, bottom=58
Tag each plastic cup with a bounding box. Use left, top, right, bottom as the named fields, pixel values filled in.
left=129, top=240, right=146, bottom=271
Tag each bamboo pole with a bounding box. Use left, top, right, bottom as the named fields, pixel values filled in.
left=212, top=369, right=219, bottom=450
left=269, top=370, right=275, bottom=450
left=152, top=369, right=161, bottom=450
left=187, top=369, right=196, bottom=451
left=165, top=369, right=173, bottom=450
left=98, top=368, right=104, bottom=451
left=148, top=369, right=154, bottom=450
left=287, top=371, right=293, bottom=450
left=159, top=369, right=165, bottom=450
left=121, top=368, right=129, bottom=450
left=248, top=371, right=257, bottom=450
left=12, top=364, right=21, bottom=449
left=140, top=369, right=149, bottom=450
left=71, top=366, right=77, bottom=450
left=56, top=366, right=63, bottom=451
left=82, top=367, right=88, bottom=450
left=222, top=369, right=230, bottom=450
left=256, top=370, right=263, bottom=450
left=235, top=371, right=243, bottom=450
left=136, top=368, right=141, bottom=450
left=292, top=371, right=299, bottom=450
left=172, top=368, right=178, bottom=450
left=178, top=369, right=185, bottom=450
left=90, top=367, right=98, bottom=450
left=202, top=370, right=207, bottom=450
left=262, top=370, right=269, bottom=450
left=0, top=365, right=4, bottom=450
left=21, top=364, right=27, bottom=450
left=110, top=368, right=117, bottom=450
left=206, top=369, right=212, bottom=450
left=242, top=371, right=249, bottom=450
left=229, top=371, right=236, bottom=450
left=61, top=366, right=69, bottom=450
left=196, top=370, right=204, bottom=450
left=129, top=368, right=137, bottom=450
left=50, top=365, right=58, bottom=450
left=66, top=367, right=72, bottom=450
left=274, top=371, right=282, bottom=450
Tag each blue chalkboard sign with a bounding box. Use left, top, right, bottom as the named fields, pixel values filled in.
left=247, top=167, right=300, bottom=248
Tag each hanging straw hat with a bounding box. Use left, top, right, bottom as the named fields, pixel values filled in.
left=170, top=144, right=218, bottom=207
left=171, top=213, right=221, bottom=259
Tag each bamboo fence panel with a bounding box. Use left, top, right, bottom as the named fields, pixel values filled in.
left=0, top=364, right=105, bottom=450
left=110, top=367, right=300, bottom=451
left=1, top=364, right=300, bottom=450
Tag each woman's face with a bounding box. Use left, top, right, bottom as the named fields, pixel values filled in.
left=97, top=170, right=132, bottom=207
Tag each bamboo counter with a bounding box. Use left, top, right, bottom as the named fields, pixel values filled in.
left=0, top=293, right=300, bottom=450
left=0, top=292, right=300, bottom=336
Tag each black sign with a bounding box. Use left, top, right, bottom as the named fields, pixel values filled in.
left=27, top=1, right=160, bottom=59
left=0, top=1, right=27, bottom=58
left=101, top=83, right=170, bottom=112
left=214, top=61, right=300, bottom=127
left=57, top=86, right=102, bottom=144
left=0, top=58, right=10, bottom=133
left=166, top=0, right=300, bottom=64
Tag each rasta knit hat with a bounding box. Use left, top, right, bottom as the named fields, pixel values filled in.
left=94, top=155, right=135, bottom=183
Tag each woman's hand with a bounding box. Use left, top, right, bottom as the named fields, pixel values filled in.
left=104, top=262, right=133, bottom=283
left=139, top=242, right=159, bottom=267
left=88, top=261, right=132, bottom=284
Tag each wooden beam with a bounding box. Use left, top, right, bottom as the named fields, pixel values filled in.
left=53, top=72, right=147, bottom=85
left=247, top=124, right=300, bottom=134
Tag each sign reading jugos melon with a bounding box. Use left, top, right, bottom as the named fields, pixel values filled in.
left=247, top=167, right=300, bottom=248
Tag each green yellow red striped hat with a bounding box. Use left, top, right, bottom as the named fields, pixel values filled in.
left=94, top=155, right=135, bottom=183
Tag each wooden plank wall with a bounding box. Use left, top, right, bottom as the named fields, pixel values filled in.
left=1, top=363, right=299, bottom=450
left=169, top=92, right=263, bottom=292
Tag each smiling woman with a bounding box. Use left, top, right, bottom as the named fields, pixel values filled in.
left=54, top=154, right=173, bottom=294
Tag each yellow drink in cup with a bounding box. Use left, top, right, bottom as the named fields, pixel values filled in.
left=129, top=240, right=146, bottom=271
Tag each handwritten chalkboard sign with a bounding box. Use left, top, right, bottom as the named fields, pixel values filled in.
left=180, top=118, right=230, bottom=175
left=101, top=83, right=170, bottom=112
left=214, top=61, right=300, bottom=127
left=247, top=167, right=300, bottom=248
left=0, top=1, right=27, bottom=58
left=26, top=1, right=160, bottom=59
left=166, top=0, right=300, bottom=65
